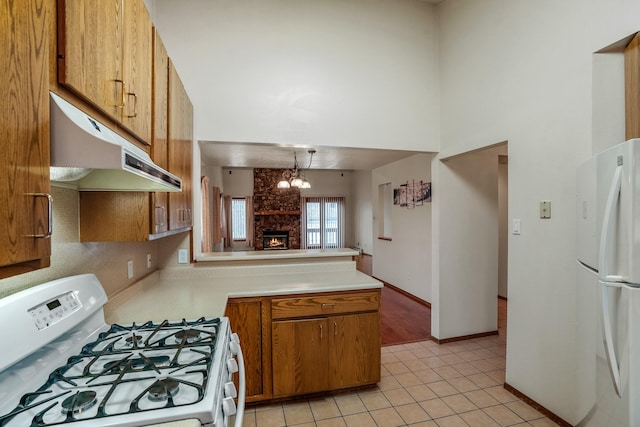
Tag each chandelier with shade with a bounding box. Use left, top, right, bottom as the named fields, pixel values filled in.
left=277, top=149, right=315, bottom=189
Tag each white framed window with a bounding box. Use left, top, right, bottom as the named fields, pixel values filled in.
left=302, top=197, right=345, bottom=249
left=231, top=198, right=246, bottom=240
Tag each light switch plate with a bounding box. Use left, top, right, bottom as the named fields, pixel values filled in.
left=512, top=219, right=521, bottom=235
left=127, top=260, right=134, bottom=279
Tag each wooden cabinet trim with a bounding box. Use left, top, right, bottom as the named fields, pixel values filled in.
left=271, top=290, right=380, bottom=320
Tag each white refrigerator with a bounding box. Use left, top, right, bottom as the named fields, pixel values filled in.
left=577, top=138, right=640, bottom=426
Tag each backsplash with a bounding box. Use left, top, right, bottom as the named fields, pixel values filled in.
left=0, top=186, right=188, bottom=299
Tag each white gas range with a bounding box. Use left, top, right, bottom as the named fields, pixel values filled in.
left=0, top=274, right=245, bottom=427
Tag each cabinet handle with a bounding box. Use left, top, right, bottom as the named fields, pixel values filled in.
left=321, top=303, right=335, bottom=309
left=125, top=92, right=138, bottom=118
left=113, top=79, right=126, bottom=108
left=334, top=321, right=337, bottom=336
left=320, top=324, right=323, bottom=340
left=155, top=206, right=166, bottom=226
left=25, top=193, right=53, bottom=238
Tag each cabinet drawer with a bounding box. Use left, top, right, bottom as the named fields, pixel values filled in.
left=271, top=291, right=380, bottom=319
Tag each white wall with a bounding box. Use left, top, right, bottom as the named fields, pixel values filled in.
left=149, top=0, right=440, bottom=152
left=372, top=154, right=433, bottom=302
left=498, top=158, right=508, bottom=298
left=353, top=170, right=373, bottom=254
left=437, top=0, right=640, bottom=423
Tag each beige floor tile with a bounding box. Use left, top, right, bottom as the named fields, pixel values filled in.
left=378, top=374, right=402, bottom=391
left=309, top=397, right=341, bottom=421
left=408, top=421, right=438, bottom=426
left=395, top=402, right=431, bottom=424
left=385, top=361, right=411, bottom=375
left=419, top=398, right=455, bottom=419
left=441, top=393, right=478, bottom=414
left=369, top=407, right=405, bottom=426
left=384, top=387, right=416, bottom=406
left=447, top=376, right=480, bottom=393
left=414, top=368, right=443, bottom=384
left=483, top=404, right=525, bottom=425
left=483, top=386, right=519, bottom=404
left=433, top=414, right=470, bottom=427
left=358, top=390, right=392, bottom=411
left=395, top=349, right=419, bottom=361
left=316, top=417, right=347, bottom=427
left=462, top=389, right=500, bottom=408
left=238, top=411, right=257, bottom=427
left=426, top=380, right=458, bottom=397
left=424, top=356, right=449, bottom=368
left=255, top=407, right=286, bottom=427
left=283, top=401, right=314, bottom=425
left=529, top=417, right=562, bottom=426
left=505, top=400, right=544, bottom=421
left=333, top=394, right=367, bottom=416
left=451, top=362, right=480, bottom=375
left=459, top=409, right=500, bottom=426
left=381, top=352, right=401, bottom=364
left=467, top=372, right=501, bottom=388
left=343, top=412, right=377, bottom=427
left=394, top=371, right=423, bottom=387
left=410, top=347, right=436, bottom=359
left=406, top=384, right=438, bottom=402
left=486, top=369, right=505, bottom=384
left=439, top=353, right=466, bottom=365
left=471, top=359, right=499, bottom=373
left=403, top=358, right=430, bottom=372
left=432, top=365, right=462, bottom=380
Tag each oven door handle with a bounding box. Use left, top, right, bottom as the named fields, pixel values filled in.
left=234, top=338, right=246, bottom=427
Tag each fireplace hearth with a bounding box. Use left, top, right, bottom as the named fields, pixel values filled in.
left=262, top=230, right=289, bottom=250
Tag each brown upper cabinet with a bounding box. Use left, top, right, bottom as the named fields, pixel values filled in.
left=78, top=32, right=193, bottom=242
left=167, top=61, right=194, bottom=230
left=626, top=32, right=640, bottom=140
left=57, top=0, right=153, bottom=144
left=0, top=0, right=52, bottom=278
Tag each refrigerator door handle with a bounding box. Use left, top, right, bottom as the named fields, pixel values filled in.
left=601, top=281, right=624, bottom=397
left=599, top=164, right=623, bottom=282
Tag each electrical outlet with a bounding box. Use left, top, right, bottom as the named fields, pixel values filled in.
left=127, top=260, right=134, bottom=279
left=178, top=249, right=188, bottom=264
left=146, top=253, right=152, bottom=269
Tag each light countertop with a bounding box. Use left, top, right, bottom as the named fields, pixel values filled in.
left=196, top=247, right=359, bottom=262
left=104, top=260, right=381, bottom=325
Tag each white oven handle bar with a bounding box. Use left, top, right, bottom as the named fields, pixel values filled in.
left=231, top=333, right=245, bottom=427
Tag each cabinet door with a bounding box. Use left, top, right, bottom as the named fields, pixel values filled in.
left=329, top=313, right=381, bottom=389
left=151, top=30, right=169, bottom=234
left=121, top=0, right=152, bottom=143
left=0, top=0, right=51, bottom=278
left=226, top=299, right=266, bottom=400
left=57, top=0, right=123, bottom=120
left=168, top=62, right=193, bottom=230
left=272, top=318, right=329, bottom=396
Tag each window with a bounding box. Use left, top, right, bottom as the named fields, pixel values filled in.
left=302, top=197, right=345, bottom=249
left=231, top=198, right=246, bottom=240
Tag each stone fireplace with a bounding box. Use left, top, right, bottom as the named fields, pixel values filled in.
left=253, top=169, right=301, bottom=250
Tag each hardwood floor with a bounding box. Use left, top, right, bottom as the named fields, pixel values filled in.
left=381, top=284, right=431, bottom=346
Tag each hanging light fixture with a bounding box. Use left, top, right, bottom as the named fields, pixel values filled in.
left=277, top=149, right=315, bottom=189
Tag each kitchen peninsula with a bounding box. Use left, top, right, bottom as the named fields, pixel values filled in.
left=104, top=253, right=382, bottom=404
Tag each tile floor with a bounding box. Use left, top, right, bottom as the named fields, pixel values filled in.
left=241, top=300, right=559, bottom=427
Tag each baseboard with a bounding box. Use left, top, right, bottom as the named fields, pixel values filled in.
left=378, top=280, right=431, bottom=308
left=498, top=295, right=508, bottom=301
left=503, top=383, right=572, bottom=427
left=431, top=330, right=498, bottom=344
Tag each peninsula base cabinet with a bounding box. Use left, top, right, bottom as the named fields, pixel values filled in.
left=226, top=289, right=381, bottom=403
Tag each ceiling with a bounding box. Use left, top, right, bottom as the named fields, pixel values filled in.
left=199, top=141, right=431, bottom=171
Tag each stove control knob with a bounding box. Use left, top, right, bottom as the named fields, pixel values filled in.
left=227, top=357, right=239, bottom=374
left=222, top=396, right=237, bottom=416
left=224, top=381, right=237, bottom=398
left=231, top=332, right=240, bottom=343
left=229, top=341, right=240, bottom=356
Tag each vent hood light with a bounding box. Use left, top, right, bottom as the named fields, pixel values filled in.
left=49, top=92, right=182, bottom=192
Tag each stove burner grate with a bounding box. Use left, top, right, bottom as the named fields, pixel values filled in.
left=174, top=329, right=201, bottom=344
left=60, top=391, right=97, bottom=414
left=147, top=378, right=180, bottom=402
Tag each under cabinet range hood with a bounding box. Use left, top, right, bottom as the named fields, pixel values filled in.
left=49, top=92, right=182, bottom=192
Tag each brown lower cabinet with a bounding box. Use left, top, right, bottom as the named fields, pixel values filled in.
left=226, top=289, right=381, bottom=403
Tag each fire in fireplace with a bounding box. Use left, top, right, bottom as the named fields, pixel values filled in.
left=263, top=230, right=289, bottom=250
